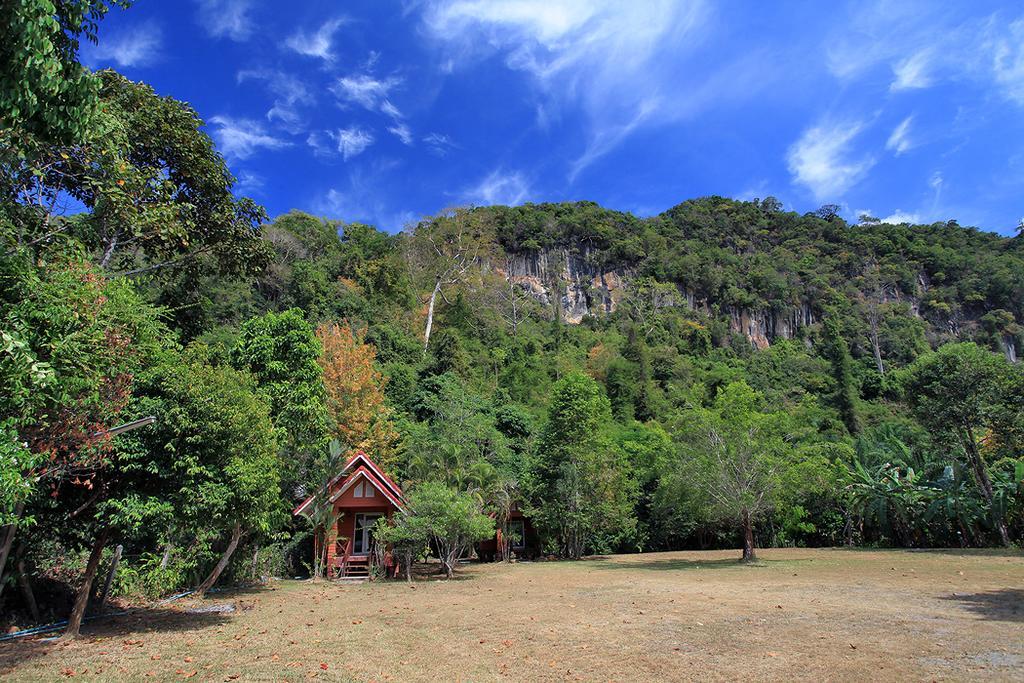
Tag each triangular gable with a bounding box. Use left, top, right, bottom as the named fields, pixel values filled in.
left=293, top=451, right=404, bottom=517
left=327, top=466, right=406, bottom=510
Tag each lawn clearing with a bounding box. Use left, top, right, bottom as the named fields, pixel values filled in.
left=2, top=548, right=1022, bottom=681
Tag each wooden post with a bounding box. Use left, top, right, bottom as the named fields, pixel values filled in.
left=98, top=544, right=123, bottom=611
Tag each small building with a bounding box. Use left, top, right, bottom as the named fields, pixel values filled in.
left=293, top=451, right=405, bottom=578
left=477, top=502, right=540, bottom=562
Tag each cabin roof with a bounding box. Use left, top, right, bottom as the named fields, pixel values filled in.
left=292, top=451, right=405, bottom=517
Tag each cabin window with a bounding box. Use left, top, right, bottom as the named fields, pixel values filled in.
left=353, top=481, right=364, bottom=497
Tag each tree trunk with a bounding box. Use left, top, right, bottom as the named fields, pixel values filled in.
left=62, top=525, right=110, bottom=640
left=404, top=551, right=413, bottom=583
left=962, top=424, right=1011, bottom=547
left=251, top=543, right=260, bottom=581
left=159, top=540, right=173, bottom=570
left=98, top=230, right=120, bottom=269
left=870, top=327, right=885, bottom=375
left=423, top=280, right=441, bottom=351
left=17, top=559, right=39, bottom=623
left=0, top=500, right=25, bottom=603
left=98, top=544, right=122, bottom=611
left=196, top=522, right=242, bottom=597
left=740, top=510, right=756, bottom=562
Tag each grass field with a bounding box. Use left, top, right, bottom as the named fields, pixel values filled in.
left=1, top=548, right=1022, bottom=681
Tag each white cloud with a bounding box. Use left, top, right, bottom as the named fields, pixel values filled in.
left=885, top=116, right=914, bottom=155
left=420, top=1, right=716, bottom=181
left=234, top=171, right=265, bottom=195
left=829, top=5, right=1024, bottom=106
left=309, top=127, right=375, bottom=160
left=423, top=133, right=455, bottom=157
left=388, top=123, right=414, bottom=145
left=331, top=74, right=402, bottom=114
left=334, top=127, right=375, bottom=160
left=285, top=18, right=345, bottom=62
left=195, top=0, right=253, bottom=41
left=880, top=210, right=920, bottom=224
left=380, top=100, right=402, bottom=120
left=86, top=22, right=162, bottom=67
left=237, top=70, right=313, bottom=130
left=208, top=116, right=291, bottom=160
left=462, top=169, right=530, bottom=206
left=890, top=50, right=933, bottom=91
left=991, top=18, right=1024, bottom=104
left=786, top=120, right=875, bottom=200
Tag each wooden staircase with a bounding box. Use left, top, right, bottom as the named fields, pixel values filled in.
left=342, top=555, right=370, bottom=578
left=330, top=539, right=370, bottom=580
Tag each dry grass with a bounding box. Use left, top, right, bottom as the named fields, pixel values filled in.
left=2, top=548, right=1022, bottom=681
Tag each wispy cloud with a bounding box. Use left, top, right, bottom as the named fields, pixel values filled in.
left=829, top=4, right=1024, bottom=106
left=195, top=0, right=253, bottom=41
left=237, top=69, right=313, bottom=130
left=388, top=123, right=414, bottom=145
left=234, top=171, right=265, bottom=195
left=85, top=21, right=162, bottom=67
left=423, top=133, right=455, bottom=157
left=313, top=160, right=414, bottom=230
left=462, top=168, right=531, bottom=206
left=208, top=116, right=291, bottom=160
left=285, top=18, right=346, bottom=62
left=885, top=116, right=914, bottom=155
left=420, top=0, right=716, bottom=182
left=335, top=127, right=375, bottom=160
left=991, top=18, right=1024, bottom=105
left=890, top=50, right=933, bottom=91
left=307, top=127, right=375, bottom=160
left=331, top=74, right=402, bottom=115
left=879, top=209, right=920, bottom=224
left=786, top=119, right=875, bottom=200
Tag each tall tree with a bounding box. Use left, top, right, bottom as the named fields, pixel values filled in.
left=899, top=343, right=1017, bottom=546
left=403, top=208, right=495, bottom=351
left=820, top=313, right=861, bottom=435
left=316, top=321, right=398, bottom=464
left=529, top=372, right=637, bottom=559
left=231, top=309, right=328, bottom=483
left=134, top=354, right=281, bottom=597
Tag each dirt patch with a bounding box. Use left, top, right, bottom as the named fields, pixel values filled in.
left=1, top=548, right=1021, bottom=681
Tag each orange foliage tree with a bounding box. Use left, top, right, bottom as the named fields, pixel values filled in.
left=316, top=322, right=399, bottom=467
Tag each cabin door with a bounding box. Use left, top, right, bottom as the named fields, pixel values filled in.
left=352, top=513, right=382, bottom=555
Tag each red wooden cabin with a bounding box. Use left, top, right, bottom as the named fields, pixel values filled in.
left=477, top=502, right=540, bottom=562
left=293, top=452, right=405, bottom=579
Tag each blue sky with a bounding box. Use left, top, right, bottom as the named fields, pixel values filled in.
left=83, top=1, right=1024, bottom=235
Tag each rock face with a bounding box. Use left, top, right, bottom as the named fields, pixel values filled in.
left=501, top=245, right=627, bottom=324
left=499, top=244, right=820, bottom=345
left=496, top=245, right=1019, bottom=358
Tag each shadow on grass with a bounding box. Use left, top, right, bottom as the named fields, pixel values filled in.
left=942, top=589, right=1024, bottom=622
left=0, top=607, right=233, bottom=674
left=585, top=556, right=777, bottom=571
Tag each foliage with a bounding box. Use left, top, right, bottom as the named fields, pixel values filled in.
left=317, top=321, right=399, bottom=464
left=529, top=373, right=638, bottom=558
left=394, top=481, right=493, bottom=578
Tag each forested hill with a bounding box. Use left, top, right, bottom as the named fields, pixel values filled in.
left=481, top=198, right=1024, bottom=360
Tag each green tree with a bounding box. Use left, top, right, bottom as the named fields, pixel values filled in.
left=0, top=0, right=129, bottom=144
left=820, top=314, right=860, bottom=435
left=231, top=309, right=328, bottom=483
left=135, top=353, right=281, bottom=596
left=529, top=372, right=637, bottom=558
left=398, top=481, right=493, bottom=578
left=898, top=343, right=1017, bottom=546
left=667, top=382, right=817, bottom=562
